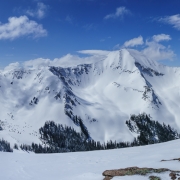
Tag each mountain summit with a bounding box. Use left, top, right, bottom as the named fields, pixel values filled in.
left=0, top=49, right=180, bottom=145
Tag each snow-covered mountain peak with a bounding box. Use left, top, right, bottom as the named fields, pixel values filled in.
left=127, top=49, right=159, bottom=68
left=90, top=48, right=162, bottom=77
left=0, top=48, right=180, bottom=146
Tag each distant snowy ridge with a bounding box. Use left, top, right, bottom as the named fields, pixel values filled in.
left=0, top=48, right=180, bottom=146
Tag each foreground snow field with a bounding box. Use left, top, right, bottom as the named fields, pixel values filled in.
left=3, top=139, right=180, bottom=180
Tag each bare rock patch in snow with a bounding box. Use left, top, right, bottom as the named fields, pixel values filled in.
left=102, top=166, right=180, bottom=180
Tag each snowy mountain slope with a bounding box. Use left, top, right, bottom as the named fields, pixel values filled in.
left=1, top=48, right=180, bottom=146
left=2, top=139, right=180, bottom=180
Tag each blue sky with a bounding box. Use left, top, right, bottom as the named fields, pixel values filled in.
left=1, top=0, right=180, bottom=68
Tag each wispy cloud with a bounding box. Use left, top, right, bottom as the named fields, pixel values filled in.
left=159, top=14, right=180, bottom=30
left=121, top=34, right=175, bottom=61
left=4, top=62, right=20, bottom=71
left=4, top=50, right=110, bottom=70
left=104, top=6, right=131, bottom=20
left=26, top=2, right=49, bottom=19
left=143, top=34, right=174, bottom=61
left=83, top=23, right=96, bottom=30
left=123, top=36, right=143, bottom=47
left=100, top=36, right=111, bottom=42
left=142, top=40, right=175, bottom=61
left=113, top=44, right=121, bottom=50
left=0, top=16, right=47, bottom=40
left=152, top=34, right=171, bottom=42
left=65, top=15, right=73, bottom=24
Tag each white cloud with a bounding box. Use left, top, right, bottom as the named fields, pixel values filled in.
left=0, top=16, right=47, bottom=40
left=19, top=51, right=110, bottom=70
left=2, top=50, right=110, bottom=71
left=4, top=62, right=20, bottom=71
left=142, top=39, right=175, bottom=61
left=26, top=2, right=48, bottom=19
left=23, top=58, right=50, bottom=69
left=152, top=34, right=171, bottom=42
left=159, top=14, right=180, bottom=30
left=123, top=36, right=144, bottom=47
left=122, top=34, right=175, bottom=61
left=104, top=6, right=130, bottom=20
left=2, top=33, right=175, bottom=71
left=113, top=44, right=121, bottom=50
left=78, top=50, right=110, bottom=56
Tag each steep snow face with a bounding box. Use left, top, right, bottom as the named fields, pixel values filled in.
left=0, top=49, right=180, bottom=145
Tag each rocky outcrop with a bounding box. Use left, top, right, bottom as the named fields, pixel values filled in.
left=102, top=167, right=180, bottom=180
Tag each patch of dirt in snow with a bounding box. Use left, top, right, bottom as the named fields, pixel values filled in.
left=102, top=166, right=180, bottom=180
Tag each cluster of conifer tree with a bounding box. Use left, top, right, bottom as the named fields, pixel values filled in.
left=29, top=121, right=131, bottom=153
left=126, top=113, right=179, bottom=145
left=0, top=139, right=13, bottom=152
left=2, top=113, right=179, bottom=153
left=19, top=113, right=179, bottom=153
left=65, top=113, right=90, bottom=139
left=0, top=125, right=13, bottom=152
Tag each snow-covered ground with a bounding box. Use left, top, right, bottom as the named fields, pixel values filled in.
left=3, top=139, right=180, bottom=180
